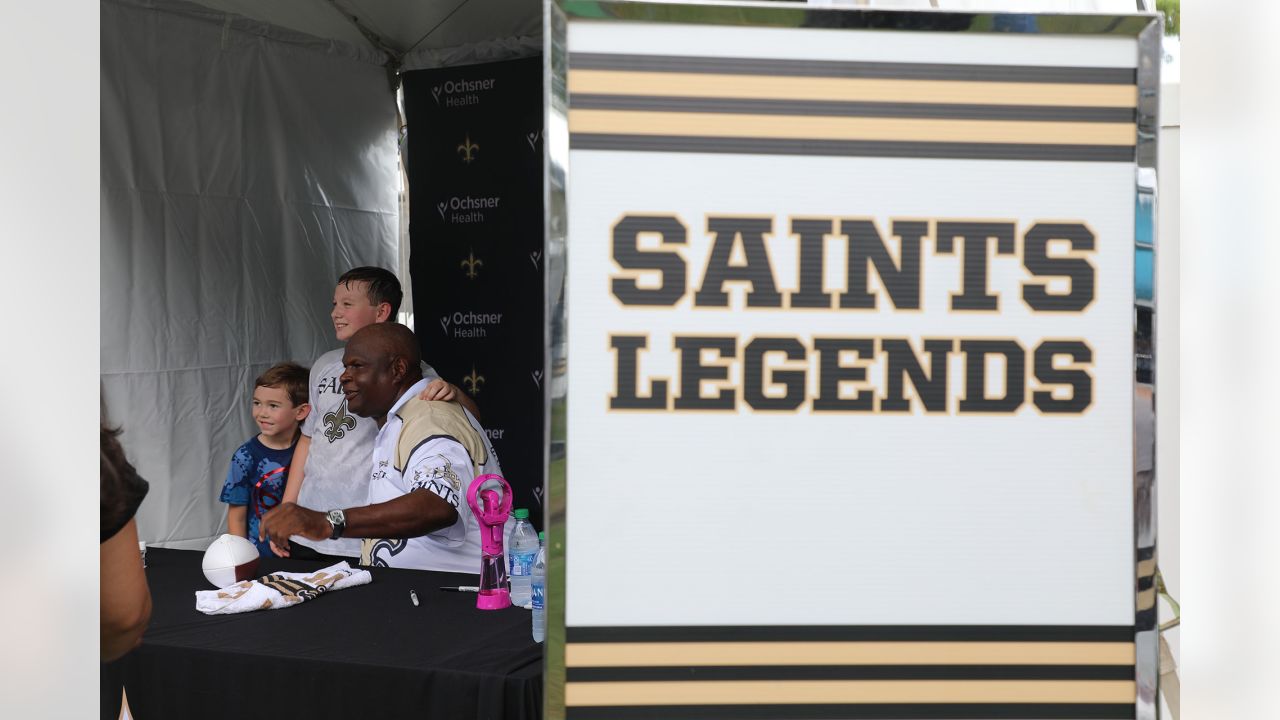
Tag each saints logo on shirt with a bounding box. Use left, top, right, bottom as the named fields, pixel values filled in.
left=323, top=398, right=357, bottom=442
left=413, top=455, right=462, bottom=509
left=369, top=538, right=408, bottom=567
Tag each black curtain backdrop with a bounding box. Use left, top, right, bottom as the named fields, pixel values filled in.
left=404, top=58, right=546, bottom=530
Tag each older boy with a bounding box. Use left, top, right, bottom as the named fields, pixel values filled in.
left=219, top=362, right=311, bottom=558
left=278, top=267, right=478, bottom=560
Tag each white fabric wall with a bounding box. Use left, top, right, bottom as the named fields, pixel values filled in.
left=101, top=0, right=401, bottom=549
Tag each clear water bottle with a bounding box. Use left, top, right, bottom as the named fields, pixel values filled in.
left=501, top=509, right=517, bottom=571
left=531, top=532, right=546, bottom=643
left=507, top=509, right=539, bottom=607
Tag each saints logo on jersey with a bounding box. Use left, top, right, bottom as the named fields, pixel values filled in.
left=368, top=538, right=409, bottom=567
left=413, top=455, right=462, bottom=509
left=323, top=398, right=357, bottom=442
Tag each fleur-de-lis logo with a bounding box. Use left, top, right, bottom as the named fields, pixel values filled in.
left=461, top=250, right=483, bottom=279
left=463, top=366, right=485, bottom=396
left=457, top=134, right=479, bottom=164
left=322, top=398, right=357, bottom=442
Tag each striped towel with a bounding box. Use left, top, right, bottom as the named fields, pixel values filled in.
left=195, top=562, right=371, bottom=615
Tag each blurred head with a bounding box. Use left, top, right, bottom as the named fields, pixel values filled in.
left=340, top=323, right=423, bottom=420
left=331, top=266, right=402, bottom=342
left=101, top=421, right=144, bottom=536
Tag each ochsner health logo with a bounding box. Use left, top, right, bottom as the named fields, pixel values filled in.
left=431, top=77, right=497, bottom=107
left=439, top=310, right=504, bottom=339
left=436, top=194, right=501, bottom=224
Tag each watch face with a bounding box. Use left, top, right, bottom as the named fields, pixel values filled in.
left=327, top=509, right=346, bottom=539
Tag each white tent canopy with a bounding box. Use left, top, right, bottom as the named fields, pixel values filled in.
left=186, top=0, right=541, bottom=67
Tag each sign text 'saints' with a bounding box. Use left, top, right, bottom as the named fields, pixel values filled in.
left=607, top=214, right=1098, bottom=415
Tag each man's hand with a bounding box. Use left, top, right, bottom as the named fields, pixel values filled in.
left=417, top=379, right=459, bottom=403
left=259, top=502, right=331, bottom=552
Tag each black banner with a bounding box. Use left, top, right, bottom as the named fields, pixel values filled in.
left=404, top=58, right=545, bottom=529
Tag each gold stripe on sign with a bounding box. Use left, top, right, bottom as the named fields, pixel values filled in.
left=568, top=70, right=1139, bottom=108
left=569, top=110, right=1136, bottom=146
left=565, top=679, right=1137, bottom=706
left=565, top=641, right=1136, bottom=667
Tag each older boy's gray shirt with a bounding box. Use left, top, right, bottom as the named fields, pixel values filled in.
left=294, top=347, right=440, bottom=557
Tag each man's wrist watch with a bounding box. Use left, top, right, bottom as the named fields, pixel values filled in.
left=326, top=509, right=346, bottom=540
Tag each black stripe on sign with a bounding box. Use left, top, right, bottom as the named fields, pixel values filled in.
left=569, top=133, right=1135, bottom=162
left=566, top=625, right=1136, bottom=643
left=567, top=664, right=1136, bottom=682
left=565, top=703, right=1135, bottom=720
left=570, top=93, right=1138, bottom=123
left=569, top=52, right=1137, bottom=85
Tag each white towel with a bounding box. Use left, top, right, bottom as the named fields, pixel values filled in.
left=195, top=562, right=371, bottom=615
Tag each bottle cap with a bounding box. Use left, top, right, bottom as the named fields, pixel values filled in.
left=538, top=531, right=545, bottom=541
left=514, top=508, right=529, bottom=519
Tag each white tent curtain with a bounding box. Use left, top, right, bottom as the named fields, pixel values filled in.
left=101, top=0, right=401, bottom=548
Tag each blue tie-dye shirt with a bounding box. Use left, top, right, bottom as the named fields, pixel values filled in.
left=219, top=436, right=296, bottom=558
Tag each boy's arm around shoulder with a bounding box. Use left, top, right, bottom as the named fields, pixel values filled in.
left=417, top=377, right=482, bottom=421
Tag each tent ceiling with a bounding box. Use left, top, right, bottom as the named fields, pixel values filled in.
left=189, top=0, right=540, bottom=57
left=188, top=1, right=1149, bottom=60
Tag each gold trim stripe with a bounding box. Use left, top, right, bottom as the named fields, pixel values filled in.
left=565, top=679, right=1137, bottom=706
left=569, top=110, right=1136, bottom=146
left=566, top=641, right=1136, bottom=667
left=568, top=70, right=1138, bottom=108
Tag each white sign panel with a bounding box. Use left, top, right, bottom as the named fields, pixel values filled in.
left=553, top=7, right=1158, bottom=719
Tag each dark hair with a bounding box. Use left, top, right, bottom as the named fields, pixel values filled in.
left=337, top=266, right=403, bottom=320
left=255, top=362, right=309, bottom=407
left=101, top=422, right=149, bottom=543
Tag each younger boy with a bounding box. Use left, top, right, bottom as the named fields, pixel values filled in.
left=220, top=362, right=311, bottom=558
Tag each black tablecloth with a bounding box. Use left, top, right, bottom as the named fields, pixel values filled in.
left=102, top=548, right=542, bottom=719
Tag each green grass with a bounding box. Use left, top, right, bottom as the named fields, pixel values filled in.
left=545, top=399, right=567, bottom=719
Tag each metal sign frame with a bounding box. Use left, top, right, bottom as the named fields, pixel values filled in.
left=543, top=3, right=1160, bottom=718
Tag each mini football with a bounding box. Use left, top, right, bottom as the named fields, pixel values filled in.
left=202, top=534, right=261, bottom=588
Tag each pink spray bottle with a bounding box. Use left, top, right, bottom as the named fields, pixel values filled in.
left=466, top=473, right=513, bottom=610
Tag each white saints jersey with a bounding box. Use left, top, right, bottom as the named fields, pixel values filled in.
left=364, top=378, right=502, bottom=574
left=295, top=348, right=440, bottom=557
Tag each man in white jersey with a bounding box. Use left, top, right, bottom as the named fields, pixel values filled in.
left=277, top=267, right=481, bottom=561
left=261, top=323, right=500, bottom=573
